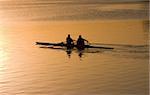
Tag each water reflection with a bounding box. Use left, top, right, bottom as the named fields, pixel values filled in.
left=39, top=46, right=89, bottom=58
left=66, top=49, right=72, bottom=58
left=38, top=43, right=148, bottom=60
left=66, top=48, right=84, bottom=58
left=78, top=50, right=83, bottom=58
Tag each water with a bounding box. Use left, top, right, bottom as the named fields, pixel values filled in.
left=0, top=0, right=149, bottom=95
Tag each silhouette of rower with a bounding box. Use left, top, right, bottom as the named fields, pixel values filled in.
left=66, top=34, right=74, bottom=48
left=77, top=35, right=88, bottom=50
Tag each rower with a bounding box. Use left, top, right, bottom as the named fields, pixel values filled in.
left=76, top=35, right=88, bottom=50
left=66, top=34, right=74, bottom=48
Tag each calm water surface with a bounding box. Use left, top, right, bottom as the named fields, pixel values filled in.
left=0, top=20, right=149, bottom=95
left=0, top=1, right=149, bottom=95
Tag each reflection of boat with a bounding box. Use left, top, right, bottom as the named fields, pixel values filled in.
left=36, top=42, right=114, bottom=49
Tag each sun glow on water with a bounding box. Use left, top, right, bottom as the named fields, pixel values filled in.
left=0, top=30, right=9, bottom=63
left=0, top=48, right=7, bottom=63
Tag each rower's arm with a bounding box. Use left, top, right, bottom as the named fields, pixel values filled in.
left=84, top=39, right=89, bottom=43
left=85, top=39, right=88, bottom=42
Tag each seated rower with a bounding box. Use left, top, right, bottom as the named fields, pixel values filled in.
left=76, top=35, right=88, bottom=50
left=66, top=34, right=74, bottom=48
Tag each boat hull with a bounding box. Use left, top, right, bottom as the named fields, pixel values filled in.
left=36, top=42, right=114, bottom=49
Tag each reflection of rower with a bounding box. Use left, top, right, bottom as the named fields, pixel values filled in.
left=76, top=35, right=88, bottom=50
left=66, top=34, right=74, bottom=48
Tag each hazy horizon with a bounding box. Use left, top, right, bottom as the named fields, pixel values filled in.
left=0, top=0, right=148, bottom=22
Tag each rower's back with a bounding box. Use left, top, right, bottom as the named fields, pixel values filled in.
left=77, top=35, right=85, bottom=49
left=66, top=35, right=73, bottom=44
left=66, top=34, right=74, bottom=48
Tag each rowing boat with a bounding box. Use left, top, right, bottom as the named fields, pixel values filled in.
left=36, top=42, right=114, bottom=49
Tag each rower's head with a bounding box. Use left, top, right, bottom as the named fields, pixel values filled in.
left=68, top=34, right=71, bottom=38
left=79, top=35, right=82, bottom=38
